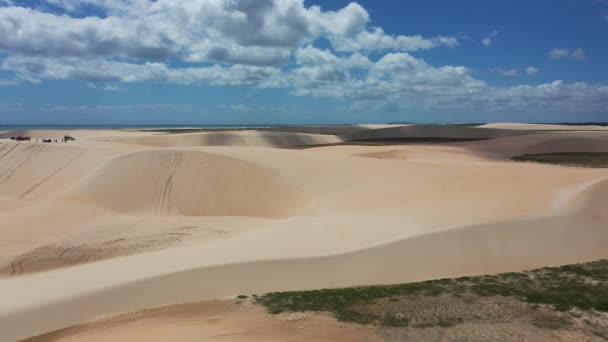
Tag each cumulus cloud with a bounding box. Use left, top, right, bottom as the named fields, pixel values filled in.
left=2, top=56, right=289, bottom=87
left=482, top=30, right=499, bottom=46
left=549, top=48, right=570, bottom=60
left=290, top=52, right=608, bottom=117
left=0, top=0, right=606, bottom=119
left=0, top=0, right=457, bottom=67
left=525, top=67, right=540, bottom=75
left=549, top=48, right=586, bottom=60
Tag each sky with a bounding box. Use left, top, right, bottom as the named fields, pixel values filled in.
left=0, top=0, right=607, bottom=125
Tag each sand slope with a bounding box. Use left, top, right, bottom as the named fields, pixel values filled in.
left=24, top=300, right=376, bottom=342
left=0, top=143, right=88, bottom=200
left=68, top=149, right=306, bottom=218
left=1, top=176, right=607, bottom=341
left=460, top=131, right=608, bottom=158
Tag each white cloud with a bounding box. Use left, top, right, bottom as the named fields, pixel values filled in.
left=571, top=48, right=586, bottom=60
left=549, top=48, right=586, bottom=60
left=0, top=1, right=606, bottom=119
left=549, top=48, right=570, bottom=60
left=492, top=67, right=518, bottom=77
left=481, top=30, right=499, bottom=46
left=2, top=56, right=285, bottom=87
left=0, top=0, right=458, bottom=68
left=525, top=67, right=540, bottom=75
left=290, top=52, right=608, bottom=117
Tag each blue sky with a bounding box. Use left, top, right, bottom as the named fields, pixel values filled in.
left=0, top=0, right=607, bottom=124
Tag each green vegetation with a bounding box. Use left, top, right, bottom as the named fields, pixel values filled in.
left=513, top=152, right=608, bottom=168
left=255, top=259, right=608, bottom=327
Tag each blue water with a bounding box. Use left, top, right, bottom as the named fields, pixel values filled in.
left=0, top=124, right=291, bottom=130
left=2, top=122, right=607, bottom=130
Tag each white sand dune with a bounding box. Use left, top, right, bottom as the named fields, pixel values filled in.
left=68, top=149, right=306, bottom=218
left=0, top=124, right=607, bottom=341
left=1, top=176, right=607, bottom=341
left=0, top=143, right=90, bottom=200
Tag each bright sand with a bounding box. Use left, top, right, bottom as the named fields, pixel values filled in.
left=0, top=124, right=607, bottom=341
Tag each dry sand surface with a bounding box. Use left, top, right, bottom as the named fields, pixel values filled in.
left=24, top=300, right=378, bottom=342
left=0, top=124, right=607, bottom=341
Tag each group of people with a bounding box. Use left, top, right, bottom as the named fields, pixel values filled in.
left=9, top=135, right=31, bottom=141
left=9, top=135, right=75, bottom=143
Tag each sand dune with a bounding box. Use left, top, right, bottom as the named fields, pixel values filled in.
left=68, top=149, right=306, bottom=218
left=2, top=175, right=607, bottom=341
left=260, top=124, right=406, bottom=135
left=479, top=122, right=608, bottom=131
left=1, top=124, right=608, bottom=341
left=97, top=130, right=343, bottom=147
left=0, top=142, right=88, bottom=200
left=460, top=131, right=608, bottom=158
left=24, top=300, right=374, bottom=342
left=341, top=124, right=528, bottom=141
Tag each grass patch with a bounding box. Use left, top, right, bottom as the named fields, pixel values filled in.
left=513, top=152, right=608, bottom=168
left=255, top=259, right=608, bottom=326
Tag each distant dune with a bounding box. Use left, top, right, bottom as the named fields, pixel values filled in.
left=478, top=122, right=608, bottom=131
left=95, top=130, right=343, bottom=147
left=342, top=124, right=529, bottom=141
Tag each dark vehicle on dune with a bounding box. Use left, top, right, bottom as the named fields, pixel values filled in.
left=64, top=135, right=75, bottom=141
